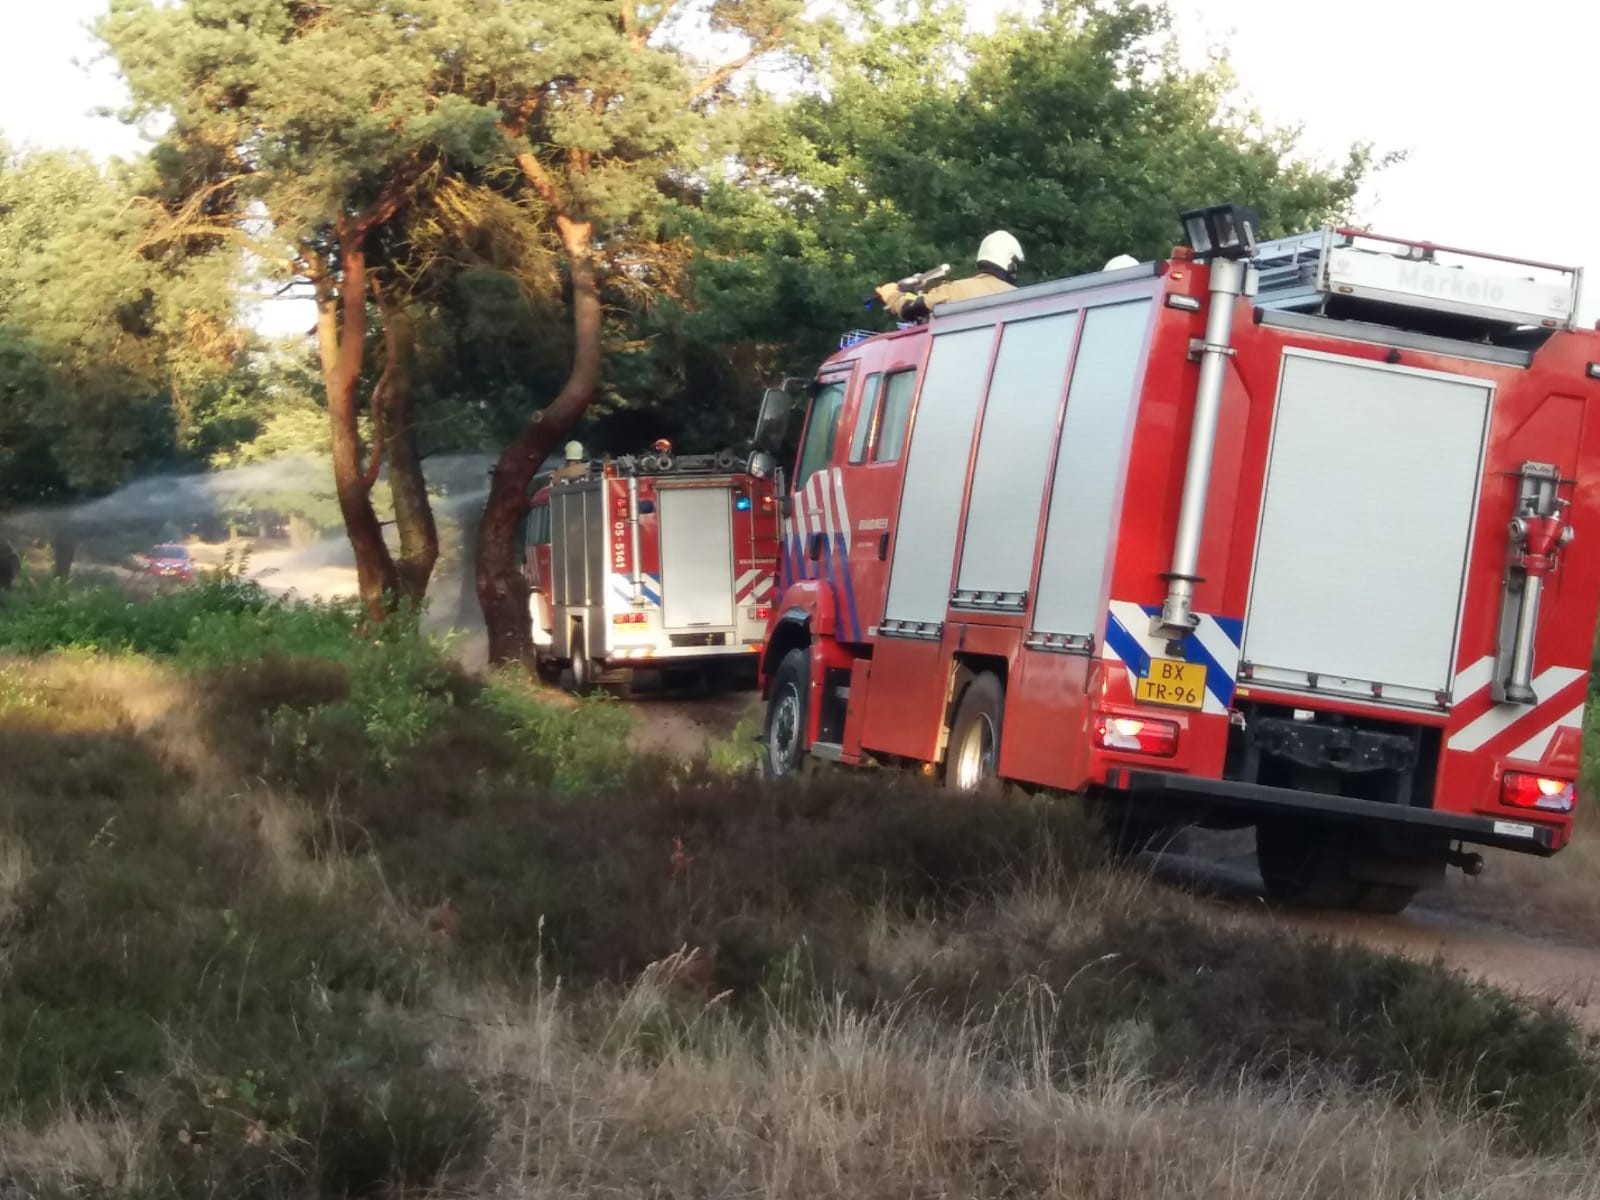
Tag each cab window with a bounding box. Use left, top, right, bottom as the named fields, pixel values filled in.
left=795, top=379, right=847, bottom=489
left=848, top=374, right=883, bottom=464
left=874, top=370, right=916, bottom=463
left=527, top=504, right=551, bottom=547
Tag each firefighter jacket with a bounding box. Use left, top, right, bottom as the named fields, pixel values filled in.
left=880, top=269, right=1015, bottom=320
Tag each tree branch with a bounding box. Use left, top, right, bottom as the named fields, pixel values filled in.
left=689, top=26, right=788, bottom=102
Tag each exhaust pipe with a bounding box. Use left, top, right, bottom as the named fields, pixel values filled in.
left=1154, top=256, right=1250, bottom=641
left=628, top=473, right=645, bottom=604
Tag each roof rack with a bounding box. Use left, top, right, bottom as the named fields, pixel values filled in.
left=1253, top=228, right=1583, bottom=333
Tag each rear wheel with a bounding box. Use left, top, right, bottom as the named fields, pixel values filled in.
left=567, top=624, right=594, bottom=695
left=946, top=672, right=1004, bottom=793
left=763, top=648, right=810, bottom=780
left=1256, top=820, right=1418, bottom=913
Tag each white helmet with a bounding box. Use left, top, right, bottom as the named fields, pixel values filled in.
left=977, top=230, right=1024, bottom=276
left=1104, top=254, right=1139, bottom=270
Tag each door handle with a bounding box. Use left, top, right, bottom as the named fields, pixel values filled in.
left=878, top=531, right=890, bottom=560
left=808, top=532, right=825, bottom=561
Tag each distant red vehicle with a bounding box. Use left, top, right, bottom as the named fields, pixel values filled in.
left=143, top=544, right=194, bottom=581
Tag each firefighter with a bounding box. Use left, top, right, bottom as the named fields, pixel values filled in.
left=875, top=231, right=1024, bottom=320
left=553, top=440, right=588, bottom=482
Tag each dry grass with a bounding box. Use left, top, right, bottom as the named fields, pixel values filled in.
left=412, top=945, right=1600, bottom=1200
left=6, top=634, right=1600, bottom=1196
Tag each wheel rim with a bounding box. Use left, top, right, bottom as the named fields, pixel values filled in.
left=768, top=684, right=802, bottom=775
left=951, top=712, right=997, bottom=790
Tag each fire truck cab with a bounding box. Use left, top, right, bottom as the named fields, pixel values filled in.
left=525, top=450, right=779, bottom=690
left=756, top=205, right=1600, bottom=911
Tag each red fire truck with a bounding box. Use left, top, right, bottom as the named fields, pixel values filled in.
left=752, top=204, right=1600, bottom=910
left=525, top=449, right=780, bottom=690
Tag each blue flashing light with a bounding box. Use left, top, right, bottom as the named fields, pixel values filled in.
left=839, top=328, right=875, bottom=349
left=734, top=496, right=752, bottom=512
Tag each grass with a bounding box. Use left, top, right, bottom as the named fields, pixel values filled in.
left=2, top=580, right=1600, bottom=1195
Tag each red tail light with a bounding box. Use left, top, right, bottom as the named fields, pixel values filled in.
left=1501, top=771, right=1575, bottom=813
left=752, top=606, right=772, bottom=621
left=1094, top=715, right=1179, bottom=758
left=612, top=611, right=648, bottom=625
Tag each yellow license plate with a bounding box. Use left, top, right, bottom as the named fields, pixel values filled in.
left=1134, top=658, right=1206, bottom=710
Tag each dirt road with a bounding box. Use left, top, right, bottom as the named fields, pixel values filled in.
left=1151, top=831, right=1600, bottom=1031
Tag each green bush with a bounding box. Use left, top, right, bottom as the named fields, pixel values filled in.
left=479, top=669, right=634, bottom=796
left=0, top=579, right=464, bottom=769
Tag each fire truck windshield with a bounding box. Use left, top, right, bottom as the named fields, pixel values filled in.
left=794, top=380, right=847, bottom=489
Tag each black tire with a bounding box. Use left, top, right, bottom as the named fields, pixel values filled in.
left=1351, top=881, right=1420, bottom=915
left=1099, top=801, right=1192, bottom=859
left=763, top=648, right=810, bottom=780
left=945, top=672, right=1004, bottom=793
left=567, top=624, right=594, bottom=695
left=1255, top=820, right=1364, bottom=909
left=534, top=654, right=563, bottom=685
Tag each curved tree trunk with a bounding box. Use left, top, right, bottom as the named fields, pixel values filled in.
left=317, top=231, right=398, bottom=619
left=376, top=294, right=438, bottom=610
left=477, top=213, right=600, bottom=665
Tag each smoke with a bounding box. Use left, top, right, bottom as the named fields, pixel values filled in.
left=0, top=452, right=506, bottom=650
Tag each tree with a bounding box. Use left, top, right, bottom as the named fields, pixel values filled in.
left=456, top=0, right=822, bottom=664
left=683, top=0, right=1371, bottom=397
left=100, top=0, right=508, bottom=615
left=0, top=142, right=249, bottom=515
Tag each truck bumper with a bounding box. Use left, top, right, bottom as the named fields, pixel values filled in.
left=1105, top=768, right=1558, bottom=855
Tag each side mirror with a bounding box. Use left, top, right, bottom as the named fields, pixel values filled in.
left=752, top=386, right=792, bottom=452
left=747, top=450, right=778, bottom=481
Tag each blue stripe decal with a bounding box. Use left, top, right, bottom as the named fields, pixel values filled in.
left=833, top=532, right=862, bottom=643
left=1106, top=605, right=1245, bottom=710
left=1102, top=615, right=1152, bottom=679
left=817, top=532, right=843, bottom=632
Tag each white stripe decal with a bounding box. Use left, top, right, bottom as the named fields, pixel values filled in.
left=1447, top=667, right=1586, bottom=751
left=818, top=468, right=836, bottom=543
left=1192, top=615, right=1241, bottom=676
left=1453, top=655, right=1495, bottom=703
left=1509, top=702, right=1587, bottom=763
left=830, top=470, right=852, bottom=545
left=734, top=568, right=760, bottom=591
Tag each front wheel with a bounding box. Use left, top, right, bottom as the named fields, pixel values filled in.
left=763, top=648, right=810, bottom=780
left=945, top=671, right=1004, bottom=793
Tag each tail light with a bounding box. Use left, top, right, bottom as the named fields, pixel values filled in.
left=1094, top=715, right=1179, bottom=758
left=1501, top=771, right=1575, bottom=813
left=613, top=611, right=648, bottom=625
left=750, top=606, right=772, bottom=621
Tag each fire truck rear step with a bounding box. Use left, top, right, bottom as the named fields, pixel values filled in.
left=1106, top=769, right=1558, bottom=855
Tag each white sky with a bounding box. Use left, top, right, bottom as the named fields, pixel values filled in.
left=5, top=0, right=1600, bottom=326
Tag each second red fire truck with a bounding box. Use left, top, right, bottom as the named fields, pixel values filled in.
left=525, top=448, right=780, bottom=690
left=751, top=204, right=1600, bottom=911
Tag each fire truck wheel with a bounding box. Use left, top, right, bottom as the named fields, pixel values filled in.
left=535, top=655, right=563, bottom=685
left=1255, top=820, right=1364, bottom=909
left=763, top=648, right=810, bottom=780
left=568, top=625, right=595, bottom=695
left=945, top=672, right=1004, bottom=793
left=1351, top=881, right=1419, bottom=915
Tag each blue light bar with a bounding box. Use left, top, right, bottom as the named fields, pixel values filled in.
left=734, top=496, right=752, bottom=511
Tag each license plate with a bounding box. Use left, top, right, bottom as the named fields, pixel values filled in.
left=1135, top=658, right=1206, bottom=710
